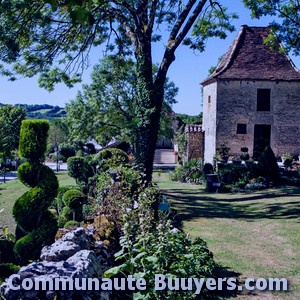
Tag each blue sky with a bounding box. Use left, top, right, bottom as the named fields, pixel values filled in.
left=0, top=1, right=299, bottom=115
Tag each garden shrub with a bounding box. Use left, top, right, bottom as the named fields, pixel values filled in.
left=58, top=189, right=85, bottom=227
left=257, top=146, right=279, bottom=182
left=13, top=120, right=58, bottom=263
left=52, top=186, right=74, bottom=214
left=104, top=191, right=217, bottom=299
left=217, top=164, right=249, bottom=185
left=62, top=189, right=84, bottom=208
left=170, top=159, right=203, bottom=184
left=59, top=145, right=76, bottom=161
left=67, top=156, right=91, bottom=184
left=95, top=148, right=129, bottom=166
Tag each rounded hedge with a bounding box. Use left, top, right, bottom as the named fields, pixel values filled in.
left=62, top=189, right=84, bottom=209
left=19, top=120, right=49, bottom=161
left=96, top=148, right=129, bottom=164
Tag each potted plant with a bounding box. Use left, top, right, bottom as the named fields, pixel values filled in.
left=217, top=143, right=230, bottom=163
left=240, top=147, right=250, bottom=161
left=232, top=155, right=242, bottom=165
left=282, top=153, right=293, bottom=170
left=282, top=152, right=292, bottom=162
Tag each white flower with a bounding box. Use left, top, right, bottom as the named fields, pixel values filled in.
left=170, top=227, right=179, bottom=233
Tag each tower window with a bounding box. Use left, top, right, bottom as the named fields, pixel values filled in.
left=257, top=89, right=271, bottom=111
left=237, top=123, right=247, bottom=134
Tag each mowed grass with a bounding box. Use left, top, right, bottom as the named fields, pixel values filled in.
left=0, top=171, right=76, bottom=233
left=155, top=171, right=300, bottom=300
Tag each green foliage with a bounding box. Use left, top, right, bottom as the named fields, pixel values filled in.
left=104, top=192, right=216, bottom=299
left=240, top=153, right=250, bottom=161
left=217, top=142, right=230, bottom=159
left=13, top=212, right=58, bottom=263
left=170, top=159, right=203, bottom=184
left=176, top=113, right=203, bottom=126
left=19, top=120, right=49, bottom=161
left=174, top=128, right=188, bottom=162
left=64, top=220, right=80, bottom=228
left=53, top=186, right=74, bottom=214
left=96, top=148, right=129, bottom=165
left=48, top=118, right=69, bottom=151
left=67, top=156, right=90, bottom=183
left=66, top=56, right=178, bottom=147
left=0, top=103, right=66, bottom=120
left=58, top=189, right=85, bottom=227
left=257, top=146, right=279, bottom=181
left=0, top=105, right=26, bottom=157
left=243, top=0, right=300, bottom=56
left=62, top=189, right=84, bottom=209
left=0, top=0, right=236, bottom=181
left=58, top=145, right=76, bottom=162
left=13, top=120, right=58, bottom=264
left=217, top=164, right=250, bottom=185
left=0, top=263, right=20, bottom=281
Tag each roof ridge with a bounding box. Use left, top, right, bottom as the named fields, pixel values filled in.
left=213, top=25, right=246, bottom=78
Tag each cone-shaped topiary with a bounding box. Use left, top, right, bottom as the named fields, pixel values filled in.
left=257, top=145, right=279, bottom=182
left=13, top=120, right=58, bottom=263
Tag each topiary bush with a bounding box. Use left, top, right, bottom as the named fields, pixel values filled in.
left=257, top=145, right=279, bottom=182
left=96, top=148, right=129, bottom=165
left=58, top=189, right=85, bottom=227
left=67, top=156, right=92, bottom=184
left=12, top=120, right=58, bottom=263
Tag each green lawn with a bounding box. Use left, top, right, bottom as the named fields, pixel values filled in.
left=1, top=170, right=299, bottom=299
left=0, top=171, right=76, bottom=233
left=155, top=172, right=300, bottom=300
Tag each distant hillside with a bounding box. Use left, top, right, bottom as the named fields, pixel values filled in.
left=0, top=103, right=66, bottom=120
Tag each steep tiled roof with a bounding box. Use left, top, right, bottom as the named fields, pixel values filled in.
left=202, top=25, right=300, bottom=85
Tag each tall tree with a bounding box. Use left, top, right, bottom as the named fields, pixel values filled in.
left=66, top=56, right=178, bottom=148
left=243, top=0, right=300, bottom=55
left=48, top=118, right=69, bottom=147
left=0, top=105, right=26, bottom=158
left=0, top=0, right=236, bottom=180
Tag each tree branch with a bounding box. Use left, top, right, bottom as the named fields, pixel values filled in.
left=169, top=0, right=197, bottom=41
left=147, top=0, right=159, bottom=35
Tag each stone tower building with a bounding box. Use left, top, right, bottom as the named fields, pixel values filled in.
left=202, top=25, right=300, bottom=163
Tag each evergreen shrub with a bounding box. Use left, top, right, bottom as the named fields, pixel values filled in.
left=13, top=120, right=58, bottom=263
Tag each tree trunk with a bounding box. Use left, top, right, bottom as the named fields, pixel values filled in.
left=134, top=88, right=164, bottom=182
left=134, top=38, right=165, bottom=182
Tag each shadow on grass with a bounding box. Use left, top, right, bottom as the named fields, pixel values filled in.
left=162, top=187, right=300, bottom=222
left=212, top=266, right=242, bottom=299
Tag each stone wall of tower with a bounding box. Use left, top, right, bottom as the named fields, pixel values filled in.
left=215, top=80, right=300, bottom=158
left=202, top=82, right=218, bottom=163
